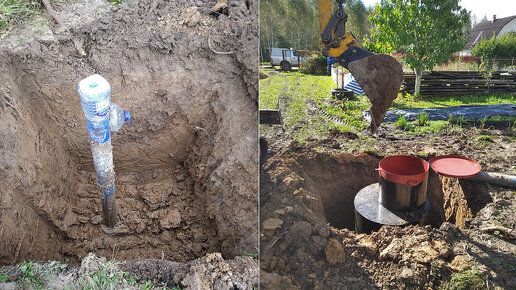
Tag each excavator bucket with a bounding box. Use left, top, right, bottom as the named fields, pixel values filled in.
left=348, top=54, right=404, bottom=134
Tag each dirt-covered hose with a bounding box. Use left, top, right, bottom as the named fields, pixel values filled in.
left=466, top=171, right=516, bottom=188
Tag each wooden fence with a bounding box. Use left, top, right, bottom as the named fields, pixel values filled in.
left=492, top=58, right=516, bottom=66
left=401, top=71, right=516, bottom=96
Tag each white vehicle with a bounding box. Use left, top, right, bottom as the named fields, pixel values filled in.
left=270, top=48, right=305, bottom=71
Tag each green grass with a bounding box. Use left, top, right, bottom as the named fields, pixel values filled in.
left=19, top=261, right=45, bottom=289
left=0, top=0, right=41, bottom=36
left=142, top=280, right=153, bottom=290
left=259, top=70, right=284, bottom=110
left=78, top=258, right=164, bottom=290
left=0, top=271, right=8, bottom=283
left=124, top=272, right=138, bottom=286
left=391, top=112, right=516, bottom=135
left=4, top=255, right=172, bottom=289
left=483, top=115, right=516, bottom=122
left=80, top=261, right=127, bottom=290
left=476, top=135, right=494, bottom=143
left=260, top=65, right=516, bottom=143
left=259, top=69, right=369, bottom=141
left=242, top=248, right=259, bottom=259
left=393, top=119, right=465, bottom=135
left=416, top=112, right=429, bottom=126
left=18, top=260, right=67, bottom=289
left=420, top=121, right=451, bottom=134
left=364, top=147, right=378, bottom=156
left=395, top=115, right=410, bottom=130
left=392, top=93, right=515, bottom=110
left=1, top=0, right=87, bottom=38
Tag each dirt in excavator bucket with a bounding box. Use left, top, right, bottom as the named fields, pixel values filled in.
left=348, top=54, right=404, bottom=133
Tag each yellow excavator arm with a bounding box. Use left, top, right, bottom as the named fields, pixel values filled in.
left=318, top=0, right=360, bottom=58
left=317, top=0, right=404, bottom=133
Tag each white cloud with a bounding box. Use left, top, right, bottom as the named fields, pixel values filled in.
left=359, top=0, right=516, bottom=20
left=460, top=0, right=516, bottom=20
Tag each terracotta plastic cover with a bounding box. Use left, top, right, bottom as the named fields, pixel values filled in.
left=429, top=155, right=481, bottom=178
left=378, top=155, right=429, bottom=185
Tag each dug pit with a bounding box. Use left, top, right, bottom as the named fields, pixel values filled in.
left=261, top=144, right=492, bottom=235
left=0, top=0, right=258, bottom=266
left=260, top=144, right=497, bottom=289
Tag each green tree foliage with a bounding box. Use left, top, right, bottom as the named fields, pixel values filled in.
left=472, top=32, right=516, bottom=67
left=299, top=53, right=327, bottom=75
left=260, top=0, right=372, bottom=61
left=345, top=0, right=370, bottom=42
left=368, top=0, right=470, bottom=95
left=260, top=0, right=320, bottom=61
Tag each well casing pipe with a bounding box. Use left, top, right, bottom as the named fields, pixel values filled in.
left=78, top=74, right=117, bottom=227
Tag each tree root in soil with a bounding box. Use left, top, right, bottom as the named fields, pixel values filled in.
left=481, top=226, right=515, bottom=240
left=41, top=0, right=67, bottom=31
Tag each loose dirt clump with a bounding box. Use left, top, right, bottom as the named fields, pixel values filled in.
left=260, top=141, right=516, bottom=289
left=0, top=0, right=258, bottom=277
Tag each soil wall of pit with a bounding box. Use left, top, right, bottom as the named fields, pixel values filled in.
left=0, top=0, right=258, bottom=265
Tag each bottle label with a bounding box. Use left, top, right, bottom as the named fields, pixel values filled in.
left=96, top=100, right=110, bottom=116
left=87, top=119, right=110, bottom=144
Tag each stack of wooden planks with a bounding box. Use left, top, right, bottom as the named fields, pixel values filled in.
left=401, top=71, right=516, bottom=96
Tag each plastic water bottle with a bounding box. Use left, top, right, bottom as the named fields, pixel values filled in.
left=109, top=103, right=131, bottom=132
left=78, top=74, right=111, bottom=144
left=77, top=74, right=114, bottom=186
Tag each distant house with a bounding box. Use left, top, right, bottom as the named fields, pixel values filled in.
left=463, top=15, right=516, bottom=53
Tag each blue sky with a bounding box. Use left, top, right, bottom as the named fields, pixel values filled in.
left=361, top=0, right=516, bottom=20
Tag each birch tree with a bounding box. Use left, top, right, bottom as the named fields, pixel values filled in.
left=368, top=0, right=470, bottom=95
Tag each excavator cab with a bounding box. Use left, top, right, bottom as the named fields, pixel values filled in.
left=318, top=0, right=403, bottom=133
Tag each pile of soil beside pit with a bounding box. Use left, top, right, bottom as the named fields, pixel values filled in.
left=260, top=143, right=516, bottom=289
left=0, top=252, right=259, bottom=289
left=0, top=0, right=258, bottom=266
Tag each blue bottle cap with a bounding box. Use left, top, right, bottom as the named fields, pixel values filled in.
left=124, top=111, right=132, bottom=126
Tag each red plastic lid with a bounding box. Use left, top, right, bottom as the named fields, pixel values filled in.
left=429, top=155, right=481, bottom=178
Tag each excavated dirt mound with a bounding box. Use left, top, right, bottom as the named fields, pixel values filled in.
left=0, top=252, right=258, bottom=289
left=260, top=142, right=516, bottom=289
left=0, top=0, right=258, bottom=266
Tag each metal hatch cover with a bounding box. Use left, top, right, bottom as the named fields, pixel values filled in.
left=354, top=183, right=429, bottom=226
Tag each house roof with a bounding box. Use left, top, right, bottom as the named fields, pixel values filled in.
left=465, top=15, right=516, bottom=50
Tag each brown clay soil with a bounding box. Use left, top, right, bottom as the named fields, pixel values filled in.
left=0, top=0, right=258, bottom=283
left=260, top=125, right=516, bottom=289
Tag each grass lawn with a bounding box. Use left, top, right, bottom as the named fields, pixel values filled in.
left=392, top=93, right=515, bottom=109
left=260, top=65, right=373, bottom=141
left=260, top=66, right=516, bottom=141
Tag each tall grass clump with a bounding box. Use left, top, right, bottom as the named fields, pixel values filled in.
left=0, top=0, right=40, bottom=35
left=395, top=115, right=409, bottom=130
left=416, top=112, right=429, bottom=126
